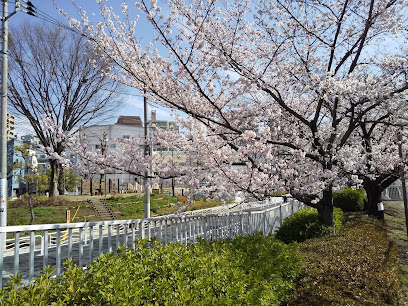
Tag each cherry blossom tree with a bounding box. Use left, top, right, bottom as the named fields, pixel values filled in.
left=337, top=113, right=408, bottom=216
left=57, top=0, right=407, bottom=225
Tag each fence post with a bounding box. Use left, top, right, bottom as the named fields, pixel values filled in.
left=279, top=204, right=283, bottom=226
left=40, top=234, right=44, bottom=256
left=263, top=211, right=267, bottom=234
left=203, top=215, right=208, bottom=240
left=84, top=226, right=88, bottom=246
left=141, top=221, right=145, bottom=239
left=240, top=212, right=244, bottom=235
left=248, top=211, right=251, bottom=235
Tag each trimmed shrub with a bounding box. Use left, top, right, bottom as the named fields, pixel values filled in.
left=1, top=233, right=302, bottom=305
left=275, top=207, right=343, bottom=244
left=8, top=196, right=72, bottom=208
left=333, top=187, right=365, bottom=211
left=288, top=216, right=403, bottom=305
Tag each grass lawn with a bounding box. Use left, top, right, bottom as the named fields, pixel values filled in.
left=7, top=204, right=98, bottom=226
left=289, top=214, right=403, bottom=304
left=6, top=193, right=222, bottom=226
left=106, top=194, right=221, bottom=219
left=384, top=200, right=408, bottom=304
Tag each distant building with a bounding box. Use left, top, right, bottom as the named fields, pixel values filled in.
left=21, top=134, right=49, bottom=170
left=80, top=114, right=180, bottom=193
left=116, top=115, right=143, bottom=127
left=81, top=121, right=144, bottom=150
left=150, top=110, right=179, bottom=137
left=7, top=138, right=25, bottom=198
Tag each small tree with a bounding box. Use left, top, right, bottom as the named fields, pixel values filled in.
left=64, top=169, right=81, bottom=193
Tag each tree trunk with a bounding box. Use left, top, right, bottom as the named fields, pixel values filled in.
left=363, top=174, right=398, bottom=218
left=49, top=160, right=59, bottom=197
left=28, top=183, right=34, bottom=225
left=172, top=178, right=175, bottom=197
left=100, top=173, right=104, bottom=196
left=316, top=188, right=334, bottom=227
left=363, top=179, right=382, bottom=217
left=58, top=164, right=64, bottom=195
left=29, top=197, right=34, bottom=225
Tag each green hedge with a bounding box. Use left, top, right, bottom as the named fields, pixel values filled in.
left=275, top=207, right=344, bottom=244
left=289, top=216, right=403, bottom=304
left=1, top=233, right=302, bottom=305
left=333, top=188, right=365, bottom=211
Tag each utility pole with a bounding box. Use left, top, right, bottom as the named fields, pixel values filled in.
left=0, top=0, right=19, bottom=227
left=0, top=0, right=34, bottom=227
left=144, top=93, right=150, bottom=218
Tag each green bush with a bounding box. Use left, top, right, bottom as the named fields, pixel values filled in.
left=1, top=233, right=302, bottom=305
left=275, top=207, right=343, bottom=244
left=190, top=199, right=220, bottom=211
left=289, top=216, right=403, bottom=305
left=333, top=188, right=365, bottom=211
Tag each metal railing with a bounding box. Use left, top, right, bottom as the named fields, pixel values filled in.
left=0, top=199, right=304, bottom=286
left=382, top=185, right=403, bottom=200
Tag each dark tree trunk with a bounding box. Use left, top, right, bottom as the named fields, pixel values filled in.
left=363, top=179, right=382, bottom=217
left=49, top=160, right=59, bottom=197
left=316, top=188, right=334, bottom=227
left=172, top=178, right=175, bottom=197
left=100, top=174, right=104, bottom=196
left=29, top=197, right=34, bottom=225
left=363, top=174, right=398, bottom=218
left=28, top=182, right=34, bottom=225
left=58, top=164, right=65, bottom=195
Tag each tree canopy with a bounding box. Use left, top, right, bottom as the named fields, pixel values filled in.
left=51, top=0, right=408, bottom=225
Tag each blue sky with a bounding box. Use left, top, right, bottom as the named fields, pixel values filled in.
left=9, top=0, right=175, bottom=136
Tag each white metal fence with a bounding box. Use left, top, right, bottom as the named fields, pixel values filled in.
left=0, top=199, right=304, bottom=285
left=382, top=185, right=404, bottom=200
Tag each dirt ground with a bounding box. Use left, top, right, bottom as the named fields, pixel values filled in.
left=384, top=201, right=408, bottom=303
left=68, top=206, right=98, bottom=223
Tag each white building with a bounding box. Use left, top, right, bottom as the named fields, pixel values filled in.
left=80, top=114, right=179, bottom=191
left=82, top=121, right=144, bottom=151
